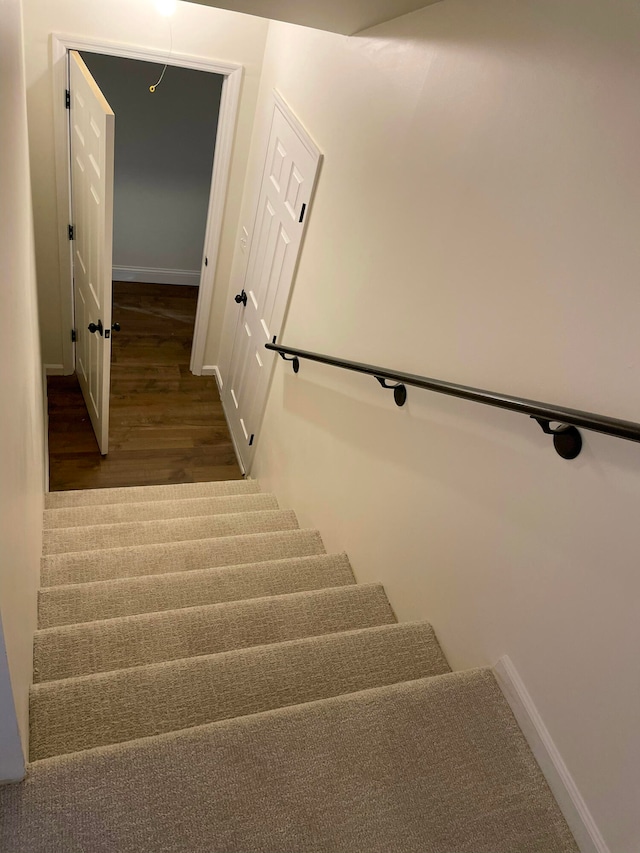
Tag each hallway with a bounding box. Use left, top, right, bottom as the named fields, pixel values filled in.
left=47, top=282, right=242, bottom=490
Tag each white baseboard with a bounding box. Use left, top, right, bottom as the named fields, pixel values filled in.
left=201, top=365, right=223, bottom=390
left=202, top=367, right=244, bottom=474
left=493, top=656, right=609, bottom=853
left=44, top=364, right=65, bottom=376
left=113, top=266, right=200, bottom=287
left=219, top=395, right=246, bottom=476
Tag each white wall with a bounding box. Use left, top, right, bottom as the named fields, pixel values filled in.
left=81, top=51, right=222, bottom=283
left=21, top=0, right=269, bottom=368
left=0, top=0, right=45, bottom=778
left=237, top=3, right=640, bottom=850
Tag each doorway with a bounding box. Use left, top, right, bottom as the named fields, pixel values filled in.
left=52, top=34, right=243, bottom=380
left=75, top=50, right=223, bottom=450
left=80, top=51, right=223, bottom=297
left=48, top=38, right=245, bottom=489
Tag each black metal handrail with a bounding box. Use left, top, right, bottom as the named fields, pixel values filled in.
left=265, top=340, right=640, bottom=459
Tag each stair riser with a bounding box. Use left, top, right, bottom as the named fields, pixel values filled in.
left=41, top=530, right=326, bottom=586
left=34, top=585, right=395, bottom=681
left=42, top=510, right=298, bottom=555
left=37, top=554, right=354, bottom=628
left=45, top=479, right=260, bottom=508
left=43, top=493, right=278, bottom=529
left=29, top=623, right=450, bottom=760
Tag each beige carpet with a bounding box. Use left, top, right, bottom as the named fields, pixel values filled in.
left=44, top=478, right=261, bottom=507
left=34, top=583, right=396, bottom=680
left=4, top=672, right=578, bottom=853
left=2, top=481, right=579, bottom=850
left=41, top=528, right=327, bottom=585
left=30, top=622, right=450, bottom=759
left=43, top=492, right=278, bottom=528
left=37, top=552, right=355, bottom=626
left=42, top=508, right=299, bottom=554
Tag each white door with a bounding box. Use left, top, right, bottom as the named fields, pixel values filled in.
left=223, top=94, right=321, bottom=471
left=69, top=51, right=115, bottom=455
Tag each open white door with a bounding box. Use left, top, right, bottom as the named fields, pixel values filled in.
left=223, top=94, right=321, bottom=471
left=69, top=51, right=115, bottom=455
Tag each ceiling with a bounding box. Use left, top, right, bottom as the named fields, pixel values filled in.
left=184, top=0, right=443, bottom=36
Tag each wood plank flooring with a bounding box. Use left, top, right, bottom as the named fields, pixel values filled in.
left=47, top=282, right=243, bottom=491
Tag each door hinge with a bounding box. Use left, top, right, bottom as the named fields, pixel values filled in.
left=299, top=203, right=307, bottom=224
left=71, top=329, right=77, bottom=343
left=65, top=89, right=70, bottom=110
left=68, top=225, right=75, bottom=240
left=249, top=434, right=255, bottom=447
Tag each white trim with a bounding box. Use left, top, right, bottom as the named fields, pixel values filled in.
left=52, top=41, right=74, bottom=375
left=44, top=364, right=65, bottom=376
left=272, top=90, right=322, bottom=161
left=493, top=656, right=609, bottom=853
left=189, top=65, right=243, bottom=376
left=202, top=365, right=242, bottom=471
left=52, top=34, right=243, bottom=376
left=201, top=364, right=223, bottom=389
left=113, top=266, right=200, bottom=287
left=222, top=395, right=246, bottom=476
left=213, top=365, right=223, bottom=390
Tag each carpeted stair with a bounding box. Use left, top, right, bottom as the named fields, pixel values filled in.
left=0, top=480, right=579, bottom=852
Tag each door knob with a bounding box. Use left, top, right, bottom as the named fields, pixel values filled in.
left=111, top=322, right=121, bottom=332
left=88, top=319, right=103, bottom=336
left=234, top=290, right=247, bottom=307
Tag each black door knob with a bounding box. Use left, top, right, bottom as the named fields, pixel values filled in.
left=111, top=322, right=121, bottom=332
left=88, top=320, right=103, bottom=336
left=234, top=290, right=247, bottom=307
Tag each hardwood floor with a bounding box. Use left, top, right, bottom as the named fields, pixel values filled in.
left=47, top=282, right=243, bottom=491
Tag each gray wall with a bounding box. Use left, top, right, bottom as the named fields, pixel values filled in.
left=81, top=52, right=222, bottom=283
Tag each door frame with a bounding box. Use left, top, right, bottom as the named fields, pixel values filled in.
left=51, top=33, right=243, bottom=377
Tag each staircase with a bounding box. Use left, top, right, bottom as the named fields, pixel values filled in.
left=1, top=480, right=578, bottom=852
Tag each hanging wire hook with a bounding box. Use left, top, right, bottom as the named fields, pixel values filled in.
left=149, top=18, right=173, bottom=93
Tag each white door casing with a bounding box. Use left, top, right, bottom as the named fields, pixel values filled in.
left=69, top=50, right=115, bottom=454
left=223, top=92, right=322, bottom=472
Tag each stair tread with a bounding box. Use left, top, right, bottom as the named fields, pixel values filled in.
left=29, top=622, right=450, bottom=760
left=7, top=671, right=578, bottom=852
left=38, top=553, right=354, bottom=627
left=44, top=479, right=260, bottom=508
left=42, top=509, right=299, bottom=555
left=34, top=584, right=396, bottom=681
left=43, top=493, right=279, bottom=528
left=41, top=529, right=326, bottom=586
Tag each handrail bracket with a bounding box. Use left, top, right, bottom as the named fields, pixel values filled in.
left=532, top=417, right=582, bottom=460
left=376, top=377, right=407, bottom=408
left=273, top=336, right=300, bottom=374
left=280, top=352, right=300, bottom=373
